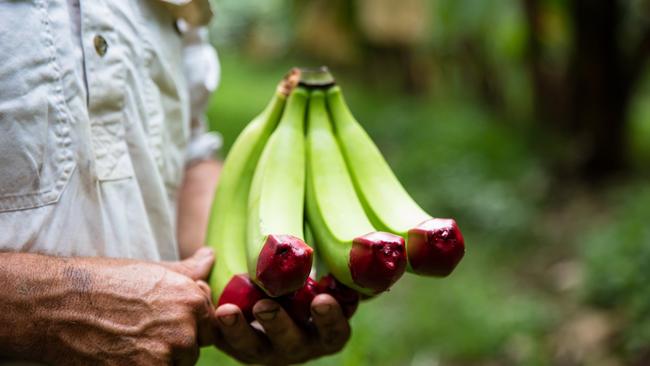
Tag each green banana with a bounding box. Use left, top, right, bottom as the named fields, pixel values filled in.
left=326, top=86, right=465, bottom=277
left=206, top=70, right=300, bottom=318
left=305, top=222, right=328, bottom=279
left=247, top=87, right=313, bottom=297
left=305, top=90, right=406, bottom=296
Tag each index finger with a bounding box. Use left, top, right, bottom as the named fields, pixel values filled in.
left=216, top=304, right=271, bottom=363
left=253, top=299, right=309, bottom=361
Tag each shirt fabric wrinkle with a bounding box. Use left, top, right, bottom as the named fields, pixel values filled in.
left=0, top=0, right=219, bottom=274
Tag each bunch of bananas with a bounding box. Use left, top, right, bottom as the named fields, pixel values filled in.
left=205, top=68, right=465, bottom=325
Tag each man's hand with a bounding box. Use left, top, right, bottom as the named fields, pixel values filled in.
left=213, top=294, right=352, bottom=364
left=0, top=248, right=218, bottom=365
left=176, top=160, right=352, bottom=364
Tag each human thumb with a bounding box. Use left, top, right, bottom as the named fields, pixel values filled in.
left=162, top=247, right=215, bottom=281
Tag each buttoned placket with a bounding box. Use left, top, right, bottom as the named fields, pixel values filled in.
left=79, top=0, right=133, bottom=182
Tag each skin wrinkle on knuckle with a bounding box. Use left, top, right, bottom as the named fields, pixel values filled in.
left=158, top=266, right=190, bottom=290
left=174, top=325, right=198, bottom=350
left=195, top=287, right=213, bottom=310
left=179, top=289, right=205, bottom=312
left=198, top=285, right=213, bottom=306
left=177, top=261, right=195, bottom=277
left=191, top=290, right=209, bottom=309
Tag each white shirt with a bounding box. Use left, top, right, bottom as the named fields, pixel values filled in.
left=0, top=0, right=220, bottom=262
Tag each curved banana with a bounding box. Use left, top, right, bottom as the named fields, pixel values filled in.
left=306, top=90, right=406, bottom=296
left=326, top=86, right=465, bottom=277
left=246, top=87, right=313, bottom=297
left=205, top=70, right=300, bottom=318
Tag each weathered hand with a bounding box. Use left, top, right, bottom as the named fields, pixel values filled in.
left=4, top=249, right=220, bottom=365
left=213, top=294, right=352, bottom=365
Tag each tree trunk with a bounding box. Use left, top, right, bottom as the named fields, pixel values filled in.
left=524, top=0, right=638, bottom=181
left=568, top=0, right=629, bottom=179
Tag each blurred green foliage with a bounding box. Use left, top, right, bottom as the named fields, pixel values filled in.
left=582, top=184, right=650, bottom=358
left=629, top=72, right=650, bottom=169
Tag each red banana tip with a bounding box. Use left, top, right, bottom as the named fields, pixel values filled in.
left=279, top=277, right=320, bottom=327
left=407, top=218, right=465, bottom=277
left=349, top=232, right=407, bottom=294
left=218, top=274, right=267, bottom=322
left=256, top=234, right=314, bottom=297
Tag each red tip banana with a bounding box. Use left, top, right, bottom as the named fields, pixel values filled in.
left=205, top=70, right=300, bottom=319
left=246, top=87, right=313, bottom=297
left=326, top=86, right=465, bottom=277
left=306, top=89, right=406, bottom=296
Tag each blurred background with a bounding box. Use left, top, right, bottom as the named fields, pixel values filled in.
left=198, top=0, right=650, bottom=365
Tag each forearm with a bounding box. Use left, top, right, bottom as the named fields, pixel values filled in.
left=177, top=159, right=222, bottom=259
left=0, top=252, right=70, bottom=361
left=0, top=251, right=216, bottom=364
left=0, top=252, right=135, bottom=362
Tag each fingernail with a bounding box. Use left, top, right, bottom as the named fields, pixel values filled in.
left=256, top=308, right=278, bottom=321
left=198, top=249, right=214, bottom=265
left=219, top=313, right=238, bottom=326
left=313, top=304, right=331, bottom=316
left=197, top=247, right=213, bottom=257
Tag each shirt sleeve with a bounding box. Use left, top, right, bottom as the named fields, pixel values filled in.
left=180, top=21, right=223, bottom=166
left=159, top=0, right=213, bottom=26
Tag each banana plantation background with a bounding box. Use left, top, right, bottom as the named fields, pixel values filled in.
left=199, top=0, right=650, bottom=365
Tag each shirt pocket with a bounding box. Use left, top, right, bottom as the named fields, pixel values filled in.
left=0, top=1, right=75, bottom=212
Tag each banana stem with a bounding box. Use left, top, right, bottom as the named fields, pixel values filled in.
left=278, top=68, right=302, bottom=96
left=298, top=66, right=336, bottom=88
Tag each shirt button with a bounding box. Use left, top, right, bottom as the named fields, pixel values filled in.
left=94, top=35, right=108, bottom=56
